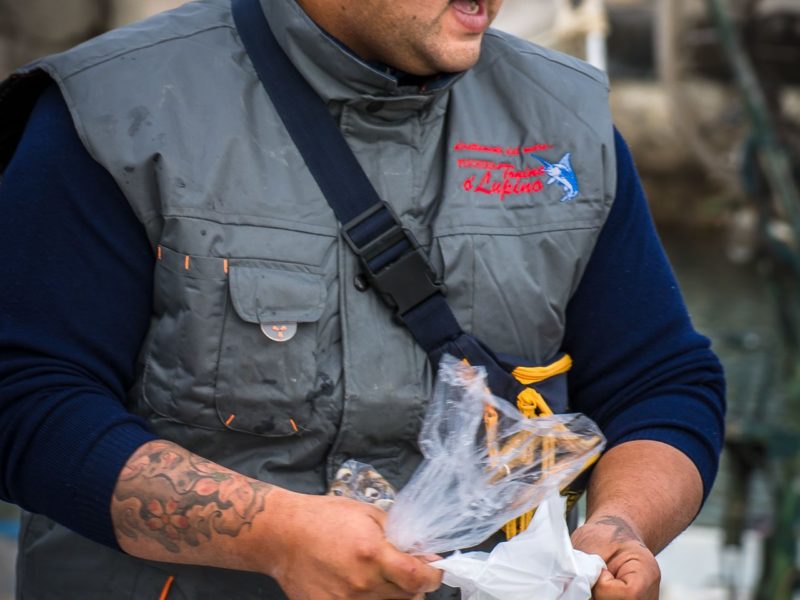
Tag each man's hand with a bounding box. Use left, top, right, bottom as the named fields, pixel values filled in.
left=112, top=440, right=441, bottom=600
left=265, top=491, right=442, bottom=599
left=571, top=515, right=660, bottom=600
left=570, top=440, right=704, bottom=600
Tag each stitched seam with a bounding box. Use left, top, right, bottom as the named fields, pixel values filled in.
left=212, top=279, right=230, bottom=427
left=61, top=23, right=234, bottom=81
left=434, top=222, right=602, bottom=239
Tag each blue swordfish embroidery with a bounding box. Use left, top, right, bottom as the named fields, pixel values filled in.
left=532, top=153, right=580, bottom=202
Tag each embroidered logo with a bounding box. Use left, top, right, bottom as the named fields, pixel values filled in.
left=453, top=141, right=552, bottom=202
left=532, top=153, right=579, bottom=202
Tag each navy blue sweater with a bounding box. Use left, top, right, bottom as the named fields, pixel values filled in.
left=0, top=85, right=725, bottom=550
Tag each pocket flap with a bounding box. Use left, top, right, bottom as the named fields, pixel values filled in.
left=229, top=264, right=326, bottom=324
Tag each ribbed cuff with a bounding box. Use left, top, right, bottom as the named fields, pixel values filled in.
left=54, top=407, right=158, bottom=549
left=597, top=392, right=724, bottom=506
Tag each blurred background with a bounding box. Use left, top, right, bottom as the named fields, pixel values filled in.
left=1, top=0, right=799, bottom=598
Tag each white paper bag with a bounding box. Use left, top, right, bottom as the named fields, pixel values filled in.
left=432, top=493, right=605, bottom=600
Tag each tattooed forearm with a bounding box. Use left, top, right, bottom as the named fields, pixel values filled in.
left=112, top=441, right=273, bottom=554
left=595, top=515, right=647, bottom=547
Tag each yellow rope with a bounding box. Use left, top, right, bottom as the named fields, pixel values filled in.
left=500, top=385, right=563, bottom=539
left=483, top=354, right=597, bottom=540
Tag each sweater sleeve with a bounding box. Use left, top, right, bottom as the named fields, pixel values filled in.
left=563, top=129, right=726, bottom=502
left=0, top=84, right=157, bottom=549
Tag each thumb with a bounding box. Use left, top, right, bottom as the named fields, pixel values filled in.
left=593, top=567, right=626, bottom=599
left=420, top=553, right=444, bottom=563
left=596, top=568, right=616, bottom=585
left=381, top=546, right=443, bottom=593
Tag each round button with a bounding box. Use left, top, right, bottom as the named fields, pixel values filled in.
left=261, top=322, right=298, bottom=342
left=365, top=101, right=384, bottom=113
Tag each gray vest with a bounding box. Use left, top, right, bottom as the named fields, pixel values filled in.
left=4, top=0, right=616, bottom=597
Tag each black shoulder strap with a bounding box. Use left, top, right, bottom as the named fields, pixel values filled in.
left=231, top=0, right=529, bottom=405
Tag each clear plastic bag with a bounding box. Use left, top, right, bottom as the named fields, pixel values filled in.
left=383, top=355, right=606, bottom=555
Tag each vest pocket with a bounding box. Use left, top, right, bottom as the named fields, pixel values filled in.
left=141, top=246, right=326, bottom=437
left=141, top=246, right=229, bottom=429
left=215, top=261, right=326, bottom=437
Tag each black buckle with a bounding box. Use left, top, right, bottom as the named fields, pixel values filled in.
left=341, top=203, right=445, bottom=315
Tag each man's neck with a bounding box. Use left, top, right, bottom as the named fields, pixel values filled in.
left=293, top=0, right=445, bottom=88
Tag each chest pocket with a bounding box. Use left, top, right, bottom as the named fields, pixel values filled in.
left=140, top=245, right=327, bottom=438
left=216, top=262, right=325, bottom=436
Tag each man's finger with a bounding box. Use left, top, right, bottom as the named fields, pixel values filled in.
left=593, top=567, right=659, bottom=600
left=360, top=580, right=419, bottom=600
left=596, top=568, right=615, bottom=584
left=419, top=553, right=443, bottom=563
left=592, top=569, right=629, bottom=600
left=380, top=546, right=443, bottom=594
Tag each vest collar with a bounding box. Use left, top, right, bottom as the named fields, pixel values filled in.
left=259, top=0, right=463, bottom=105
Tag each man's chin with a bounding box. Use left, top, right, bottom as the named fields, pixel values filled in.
left=415, top=42, right=483, bottom=75
left=433, top=50, right=482, bottom=74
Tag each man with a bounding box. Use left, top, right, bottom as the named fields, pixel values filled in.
left=0, top=0, right=724, bottom=598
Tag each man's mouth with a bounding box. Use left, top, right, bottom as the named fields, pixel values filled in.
left=449, top=0, right=484, bottom=17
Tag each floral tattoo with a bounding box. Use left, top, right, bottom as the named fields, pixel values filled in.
left=113, top=441, right=272, bottom=553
